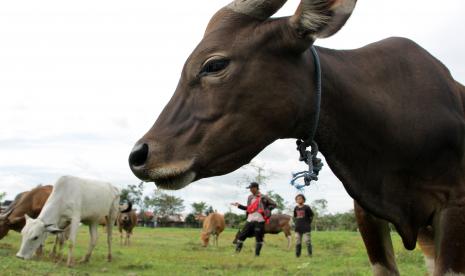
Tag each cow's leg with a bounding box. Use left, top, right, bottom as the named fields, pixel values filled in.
left=36, top=243, right=44, bottom=257
left=433, top=205, right=465, bottom=275
left=59, top=227, right=70, bottom=260
left=125, top=231, right=130, bottom=246
left=284, top=225, right=292, bottom=250
left=66, top=218, right=80, bottom=267
left=106, top=210, right=116, bottom=262
left=355, top=201, right=399, bottom=276
left=120, top=229, right=123, bottom=246
left=52, top=231, right=66, bottom=261
left=36, top=232, right=47, bottom=257
left=81, top=222, right=98, bottom=263
left=58, top=232, right=66, bottom=260
left=417, top=226, right=435, bottom=275
left=50, top=235, right=59, bottom=258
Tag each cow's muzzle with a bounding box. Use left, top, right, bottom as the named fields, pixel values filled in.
left=128, top=142, right=196, bottom=189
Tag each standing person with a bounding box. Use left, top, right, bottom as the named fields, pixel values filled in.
left=231, top=182, right=277, bottom=256
left=294, top=194, right=314, bottom=257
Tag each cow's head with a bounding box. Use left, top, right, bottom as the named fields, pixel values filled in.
left=201, top=232, right=210, bottom=247
left=16, top=215, right=62, bottom=260
left=119, top=212, right=131, bottom=225
left=0, top=210, right=13, bottom=239
left=0, top=223, right=8, bottom=239
left=129, top=0, right=356, bottom=189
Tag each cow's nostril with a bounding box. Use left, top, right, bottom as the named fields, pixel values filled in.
left=129, top=143, right=149, bottom=167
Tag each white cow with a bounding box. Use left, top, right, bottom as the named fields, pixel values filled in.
left=16, top=175, right=124, bottom=267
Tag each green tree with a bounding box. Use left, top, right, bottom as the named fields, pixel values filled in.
left=191, top=202, right=208, bottom=215
left=239, top=162, right=274, bottom=187
left=144, top=191, right=185, bottom=217
left=311, top=199, right=328, bottom=231
left=335, top=210, right=357, bottom=231
left=184, top=213, right=201, bottom=228
left=120, top=182, right=145, bottom=209
left=224, top=212, right=246, bottom=228
left=0, top=192, right=5, bottom=204
left=266, top=190, right=286, bottom=213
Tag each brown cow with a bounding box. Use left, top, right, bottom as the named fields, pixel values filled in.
left=200, top=213, right=225, bottom=247
left=233, top=214, right=292, bottom=249
left=0, top=186, right=52, bottom=239
left=0, top=191, right=28, bottom=239
left=129, top=0, right=465, bottom=274
left=117, top=203, right=137, bottom=246
left=0, top=185, right=68, bottom=257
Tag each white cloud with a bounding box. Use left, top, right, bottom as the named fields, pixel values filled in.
left=0, top=0, right=464, bottom=215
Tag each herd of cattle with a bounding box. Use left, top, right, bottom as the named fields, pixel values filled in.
left=0, top=176, right=137, bottom=266
left=0, top=175, right=293, bottom=267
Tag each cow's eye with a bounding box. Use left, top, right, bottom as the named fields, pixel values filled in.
left=199, top=59, right=230, bottom=77
left=32, top=236, right=38, bottom=241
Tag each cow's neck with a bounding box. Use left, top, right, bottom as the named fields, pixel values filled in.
left=304, top=46, right=417, bottom=247
left=38, top=198, right=63, bottom=227
left=310, top=47, right=368, bottom=203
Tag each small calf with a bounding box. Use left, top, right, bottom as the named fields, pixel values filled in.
left=201, top=213, right=225, bottom=247
left=117, top=204, right=137, bottom=246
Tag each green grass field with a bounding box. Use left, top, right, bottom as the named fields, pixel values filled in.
left=0, top=227, right=426, bottom=275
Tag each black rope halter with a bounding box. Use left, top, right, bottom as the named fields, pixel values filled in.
left=290, top=46, right=324, bottom=190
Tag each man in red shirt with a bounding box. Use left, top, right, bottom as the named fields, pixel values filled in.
left=231, top=182, right=277, bottom=256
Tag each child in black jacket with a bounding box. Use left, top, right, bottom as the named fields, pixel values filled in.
left=293, top=194, right=314, bottom=257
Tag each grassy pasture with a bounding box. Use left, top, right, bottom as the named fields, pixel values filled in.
left=0, top=227, right=426, bottom=275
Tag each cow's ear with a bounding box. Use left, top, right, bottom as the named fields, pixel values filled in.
left=45, top=225, right=64, bottom=234
left=24, top=214, right=32, bottom=222
left=290, top=0, right=356, bottom=39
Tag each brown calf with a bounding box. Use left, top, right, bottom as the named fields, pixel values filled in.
left=201, top=213, right=225, bottom=247
left=117, top=204, right=137, bottom=246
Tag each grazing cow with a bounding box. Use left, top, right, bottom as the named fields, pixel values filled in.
left=200, top=213, right=225, bottom=247
left=233, top=214, right=292, bottom=249
left=0, top=191, right=31, bottom=239
left=117, top=204, right=137, bottom=246
left=0, top=186, right=69, bottom=257
left=0, top=187, right=52, bottom=239
left=128, top=0, right=465, bottom=274
left=16, top=176, right=124, bottom=267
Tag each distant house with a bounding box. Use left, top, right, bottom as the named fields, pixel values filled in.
left=156, top=214, right=185, bottom=228
left=136, top=212, right=187, bottom=228
left=137, top=211, right=156, bottom=228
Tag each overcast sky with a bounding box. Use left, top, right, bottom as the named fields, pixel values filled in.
left=0, top=0, right=464, bottom=214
